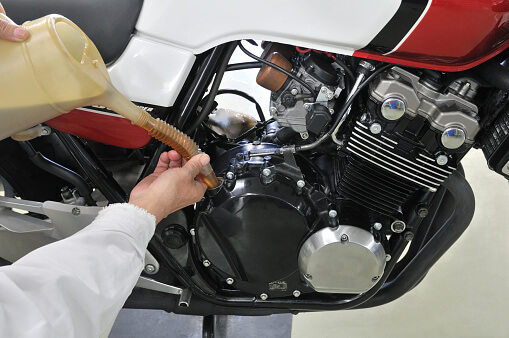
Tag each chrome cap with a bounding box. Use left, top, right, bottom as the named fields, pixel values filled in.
left=381, top=98, right=406, bottom=121
left=441, top=127, right=466, bottom=149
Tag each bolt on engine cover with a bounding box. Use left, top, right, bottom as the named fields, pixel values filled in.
left=298, top=225, right=386, bottom=294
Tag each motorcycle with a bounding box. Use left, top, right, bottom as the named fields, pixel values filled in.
left=0, top=0, right=507, bottom=328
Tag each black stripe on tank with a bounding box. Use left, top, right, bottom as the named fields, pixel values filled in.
left=362, top=0, right=430, bottom=54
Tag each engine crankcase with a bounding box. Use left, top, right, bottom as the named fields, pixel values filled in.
left=194, top=143, right=329, bottom=298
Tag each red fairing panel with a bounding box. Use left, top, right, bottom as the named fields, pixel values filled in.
left=46, top=108, right=151, bottom=149
left=354, top=0, right=509, bottom=72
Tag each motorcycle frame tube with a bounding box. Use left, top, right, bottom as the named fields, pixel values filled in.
left=140, top=170, right=473, bottom=313
left=175, top=44, right=230, bottom=129
left=55, top=131, right=127, bottom=204
left=138, top=44, right=231, bottom=181
left=17, top=141, right=96, bottom=206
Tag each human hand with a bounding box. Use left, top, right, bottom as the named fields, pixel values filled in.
left=0, top=3, right=29, bottom=42
left=129, top=151, right=210, bottom=224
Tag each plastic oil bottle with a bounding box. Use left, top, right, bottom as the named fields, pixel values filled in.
left=0, top=14, right=219, bottom=188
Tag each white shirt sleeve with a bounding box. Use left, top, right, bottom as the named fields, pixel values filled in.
left=0, top=203, right=156, bottom=338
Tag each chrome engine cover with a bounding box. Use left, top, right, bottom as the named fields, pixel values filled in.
left=298, top=225, right=386, bottom=294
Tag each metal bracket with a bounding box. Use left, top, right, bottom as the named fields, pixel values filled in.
left=135, top=276, right=192, bottom=306
left=0, top=196, right=160, bottom=271
left=274, top=147, right=304, bottom=181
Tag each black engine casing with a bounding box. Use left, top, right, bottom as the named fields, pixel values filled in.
left=193, top=144, right=330, bottom=298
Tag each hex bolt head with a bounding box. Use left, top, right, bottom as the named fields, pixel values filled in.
left=262, top=168, right=271, bottom=177
left=260, top=293, right=268, bottom=300
left=72, top=207, right=81, bottom=216
left=291, top=88, right=299, bottom=95
left=269, top=107, right=277, bottom=114
left=202, top=260, right=211, bottom=267
left=321, top=87, right=328, bottom=93
left=341, top=234, right=349, bottom=242
left=300, top=132, right=309, bottom=140
left=226, top=171, right=235, bottom=180
left=226, top=278, right=234, bottom=285
left=326, top=93, right=334, bottom=100
left=370, top=123, right=382, bottom=134
left=436, top=155, right=448, bottom=165
left=391, top=220, right=406, bottom=233
left=386, top=254, right=392, bottom=262
left=373, top=222, right=383, bottom=231
left=303, top=103, right=311, bottom=111
left=329, top=108, right=335, bottom=114
left=144, top=264, right=156, bottom=274
left=293, top=290, right=301, bottom=298
left=189, top=228, right=196, bottom=236
left=404, top=232, right=414, bottom=241
left=417, top=207, right=429, bottom=218
left=41, top=127, right=51, bottom=135
left=328, top=210, right=338, bottom=218
left=296, top=180, right=306, bottom=188
left=360, top=113, right=368, bottom=123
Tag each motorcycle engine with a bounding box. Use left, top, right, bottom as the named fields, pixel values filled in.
left=185, top=47, right=481, bottom=300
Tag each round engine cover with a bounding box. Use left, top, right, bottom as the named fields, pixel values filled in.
left=298, top=225, right=386, bottom=294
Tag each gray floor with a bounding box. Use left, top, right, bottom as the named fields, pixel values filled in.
left=110, top=310, right=292, bottom=338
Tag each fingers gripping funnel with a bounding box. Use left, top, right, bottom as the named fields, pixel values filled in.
left=0, top=14, right=219, bottom=188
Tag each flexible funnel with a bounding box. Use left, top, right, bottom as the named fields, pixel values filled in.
left=0, top=14, right=219, bottom=188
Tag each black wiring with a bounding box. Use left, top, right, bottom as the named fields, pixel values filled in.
left=237, top=41, right=317, bottom=97
left=233, top=118, right=275, bottom=142
left=335, top=58, right=355, bottom=82
left=327, top=64, right=394, bottom=135
left=225, top=61, right=263, bottom=72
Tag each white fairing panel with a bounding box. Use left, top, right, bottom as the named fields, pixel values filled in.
left=107, top=36, right=196, bottom=107
left=136, top=0, right=401, bottom=55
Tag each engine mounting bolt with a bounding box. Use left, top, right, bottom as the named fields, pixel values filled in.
left=436, top=154, right=448, bottom=165
left=303, top=103, right=311, bottom=111
left=262, top=168, right=272, bottom=177
left=144, top=264, right=156, bottom=274
left=328, top=210, right=338, bottom=218
left=369, top=123, right=382, bottom=134
left=72, top=207, right=80, bottom=216
left=417, top=207, right=429, bottom=218
left=391, top=220, right=406, bottom=233
left=260, top=293, right=268, bottom=300
left=321, top=87, right=328, bottom=93
left=226, top=172, right=235, bottom=180
left=341, top=234, right=349, bottom=242
left=386, top=254, right=392, bottom=262
left=300, top=132, right=309, bottom=140
left=291, top=88, right=299, bottom=95
left=293, top=290, right=301, bottom=298
left=297, top=180, right=306, bottom=188
left=373, top=222, right=383, bottom=231
left=203, top=260, right=211, bottom=267
left=404, top=232, right=414, bottom=242
left=226, top=278, right=234, bottom=285
left=189, top=228, right=196, bottom=236
left=269, top=107, right=277, bottom=114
